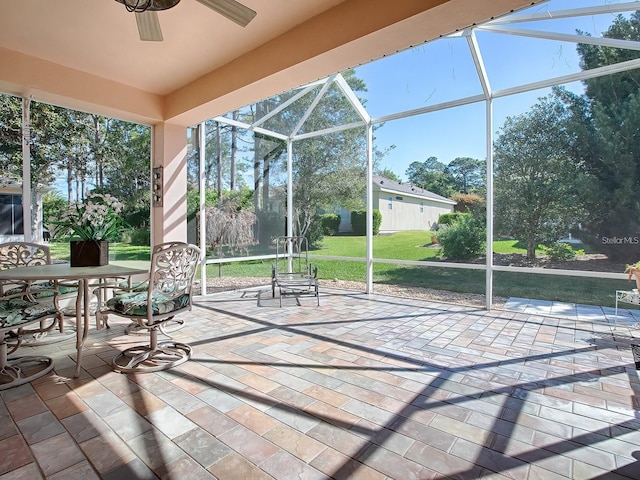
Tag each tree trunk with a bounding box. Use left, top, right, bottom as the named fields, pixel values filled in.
left=67, top=164, right=73, bottom=203
left=527, top=238, right=536, bottom=260
left=230, top=111, right=237, bottom=190
left=262, top=152, right=270, bottom=212
left=253, top=103, right=264, bottom=211
left=92, top=115, right=104, bottom=188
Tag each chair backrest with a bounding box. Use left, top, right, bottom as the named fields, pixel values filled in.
left=275, top=236, right=309, bottom=275
left=146, top=242, right=201, bottom=320
left=0, top=242, right=51, bottom=270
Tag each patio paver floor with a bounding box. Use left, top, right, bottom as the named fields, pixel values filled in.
left=1, top=286, right=640, bottom=479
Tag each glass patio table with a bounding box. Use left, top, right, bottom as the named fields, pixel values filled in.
left=0, top=261, right=149, bottom=378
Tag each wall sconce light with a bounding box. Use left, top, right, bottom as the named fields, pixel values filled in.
left=152, top=166, right=163, bottom=207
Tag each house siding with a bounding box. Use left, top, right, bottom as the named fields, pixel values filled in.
left=374, top=191, right=453, bottom=233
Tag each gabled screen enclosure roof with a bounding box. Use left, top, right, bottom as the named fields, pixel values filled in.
left=212, top=1, right=640, bottom=142
left=204, top=0, right=640, bottom=306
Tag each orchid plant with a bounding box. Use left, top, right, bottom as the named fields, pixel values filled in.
left=49, top=193, right=125, bottom=242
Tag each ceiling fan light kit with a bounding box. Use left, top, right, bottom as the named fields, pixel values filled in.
left=115, top=0, right=256, bottom=41
left=116, top=0, right=181, bottom=13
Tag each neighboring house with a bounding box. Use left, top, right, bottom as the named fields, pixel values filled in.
left=339, top=175, right=456, bottom=233
left=0, top=181, right=47, bottom=243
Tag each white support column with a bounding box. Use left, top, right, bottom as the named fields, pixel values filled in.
left=287, top=140, right=293, bottom=238
left=21, top=97, right=32, bottom=242
left=485, top=99, right=494, bottom=310
left=467, top=28, right=494, bottom=310
left=198, top=122, right=207, bottom=295
left=287, top=140, right=294, bottom=272
left=365, top=123, right=373, bottom=294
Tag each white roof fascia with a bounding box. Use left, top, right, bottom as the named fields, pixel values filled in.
left=376, top=185, right=456, bottom=205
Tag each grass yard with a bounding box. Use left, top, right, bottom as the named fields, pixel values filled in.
left=47, top=233, right=627, bottom=308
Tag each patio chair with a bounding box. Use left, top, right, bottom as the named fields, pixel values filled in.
left=95, top=242, right=201, bottom=373
left=0, top=242, right=77, bottom=337
left=271, top=236, right=319, bottom=306
left=94, top=242, right=190, bottom=335
left=0, top=284, right=61, bottom=389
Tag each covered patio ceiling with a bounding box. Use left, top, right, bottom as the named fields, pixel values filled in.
left=0, top=0, right=537, bottom=127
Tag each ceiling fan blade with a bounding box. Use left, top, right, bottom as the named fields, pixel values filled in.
left=196, top=0, right=256, bottom=27
left=135, top=11, right=163, bottom=41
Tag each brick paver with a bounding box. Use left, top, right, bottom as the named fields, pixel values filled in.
left=1, top=286, right=640, bottom=479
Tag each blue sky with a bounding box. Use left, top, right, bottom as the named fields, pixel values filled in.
left=351, top=0, right=630, bottom=181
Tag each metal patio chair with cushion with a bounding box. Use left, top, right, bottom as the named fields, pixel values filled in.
left=0, top=242, right=77, bottom=337
left=0, top=284, right=61, bottom=389
left=95, top=242, right=201, bottom=373
left=94, top=242, right=190, bottom=335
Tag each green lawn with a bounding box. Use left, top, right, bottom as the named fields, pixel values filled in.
left=48, top=234, right=625, bottom=308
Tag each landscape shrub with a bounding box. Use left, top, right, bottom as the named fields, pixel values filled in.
left=351, top=209, right=382, bottom=235
left=437, top=215, right=485, bottom=260
left=438, top=212, right=470, bottom=226
left=540, top=242, right=584, bottom=261
left=451, top=192, right=485, bottom=214
left=127, top=227, right=151, bottom=246
left=320, top=213, right=341, bottom=235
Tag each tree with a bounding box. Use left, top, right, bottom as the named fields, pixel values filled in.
left=202, top=193, right=257, bottom=257
left=99, top=121, right=151, bottom=231
left=564, top=12, right=640, bottom=261
left=494, top=94, right=588, bottom=260
left=0, top=94, right=152, bottom=235
left=0, top=95, right=84, bottom=235
left=446, top=157, right=484, bottom=193
left=251, top=70, right=373, bottom=241
left=376, top=168, right=401, bottom=182
left=405, top=156, right=455, bottom=197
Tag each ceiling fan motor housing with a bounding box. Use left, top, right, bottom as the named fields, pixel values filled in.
left=116, top=0, right=181, bottom=13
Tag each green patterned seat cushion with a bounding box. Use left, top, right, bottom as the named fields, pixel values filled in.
left=106, top=291, right=190, bottom=317
left=0, top=297, right=58, bottom=329
left=5, top=281, right=78, bottom=298
left=116, top=280, right=149, bottom=293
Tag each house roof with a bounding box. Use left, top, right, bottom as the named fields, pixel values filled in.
left=0, top=1, right=536, bottom=126
left=373, top=175, right=456, bottom=205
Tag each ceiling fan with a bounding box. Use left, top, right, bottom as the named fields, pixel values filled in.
left=115, top=0, right=256, bottom=41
